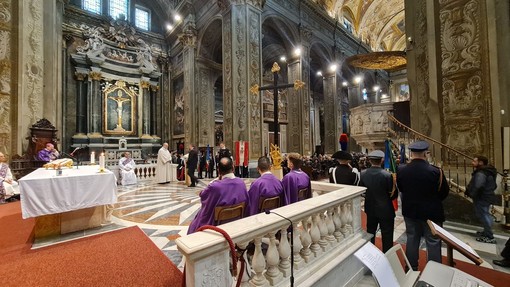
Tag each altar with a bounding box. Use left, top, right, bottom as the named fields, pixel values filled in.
left=19, top=166, right=117, bottom=238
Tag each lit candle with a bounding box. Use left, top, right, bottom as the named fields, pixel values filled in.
left=99, top=152, right=105, bottom=170
left=91, top=151, right=96, bottom=164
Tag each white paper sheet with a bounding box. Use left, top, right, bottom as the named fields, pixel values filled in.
left=354, top=242, right=399, bottom=287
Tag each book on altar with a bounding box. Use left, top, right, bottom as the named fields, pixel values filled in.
left=43, top=158, right=74, bottom=169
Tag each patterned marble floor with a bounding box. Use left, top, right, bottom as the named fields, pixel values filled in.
left=36, top=179, right=509, bottom=275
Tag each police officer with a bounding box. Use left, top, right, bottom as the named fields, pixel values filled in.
left=397, top=140, right=449, bottom=271
left=329, top=151, right=360, bottom=185
left=360, top=150, right=397, bottom=253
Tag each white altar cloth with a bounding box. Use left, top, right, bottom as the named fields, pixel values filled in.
left=19, top=166, right=117, bottom=219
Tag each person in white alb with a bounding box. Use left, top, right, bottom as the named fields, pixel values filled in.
left=0, top=152, right=20, bottom=203
left=155, top=143, right=174, bottom=184
left=118, top=152, right=137, bottom=185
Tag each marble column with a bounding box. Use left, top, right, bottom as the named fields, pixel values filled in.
left=0, top=0, right=14, bottom=156
left=196, top=64, right=217, bottom=146
left=221, top=1, right=264, bottom=159
left=140, top=80, right=151, bottom=138
left=74, top=71, right=88, bottom=137
left=286, top=59, right=303, bottom=154
left=178, top=17, right=197, bottom=147
left=88, top=69, right=102, bottom=138
left=150, top=84, right=159, bottom=137
left=323, top=71, right=340, bottom=154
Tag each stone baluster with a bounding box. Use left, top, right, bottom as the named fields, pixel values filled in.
left=317, top=213, right=329, bottom=251
left=333, top=205, right=343, bottom=242
left=326, top=208, right=336, bottom=246
left=299, top=218, right=312, bottom=263
left=309, top=213, right=321, bottom=257
left=345, top=201, right=354, bottom=234
left=340, top=203, right=349, bottom=237
left=236, top=241, right=251, bottom=286
left=250, top=237, right=269, bottom=286
left=265, top=231, right=282, bottom=285
left=278, top=226, right=291, bottom=277
left=292, top=222, right=304, bottom=269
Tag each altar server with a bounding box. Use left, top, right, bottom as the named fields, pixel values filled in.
left=0, top=152, right=19, bottom=203
left=155, top=143, right=173, bottom=184
left=118, top=152, right=137, bottom=185
left=187, top=157, right=249, bottom=234
left=281, top=153, right=311, bottom=205
left=246, top=156, right=283, bottom=216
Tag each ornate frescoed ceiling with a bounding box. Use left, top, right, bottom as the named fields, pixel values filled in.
left=317, top=0, right=406, bottom=51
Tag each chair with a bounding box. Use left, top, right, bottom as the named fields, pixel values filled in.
left=214, top=202, right=246, bottom=225
left=297, top=187, right=310, bottom=201
left=384, top=244, right=420, bottom=287
left=258, top=196, right=281, bottom=213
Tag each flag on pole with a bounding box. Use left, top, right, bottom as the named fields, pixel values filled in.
left=384, top=139, right=399, bottom=211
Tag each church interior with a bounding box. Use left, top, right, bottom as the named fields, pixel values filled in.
left=1, top=0, right=510, bottom=286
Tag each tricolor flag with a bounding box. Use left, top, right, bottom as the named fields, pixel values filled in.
left=235, top=141, right=249, bottom=167
left=384, top=139, right=399, bottom=211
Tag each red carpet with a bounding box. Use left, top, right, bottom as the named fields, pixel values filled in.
left=0, top=202, right=182, bottom=287
left=361, top=211, right=510, bottom=286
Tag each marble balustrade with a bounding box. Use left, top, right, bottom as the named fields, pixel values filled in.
left=176, top=182, right=368, bottom=287
left=108, top=163, right=158, bottom=181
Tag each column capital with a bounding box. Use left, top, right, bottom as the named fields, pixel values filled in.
left=150, top=84, right=159, bottom=92
left=140, top=81, right=151, bottom=89
left=217, top=0, right=265, bottom=10
left=89, top=71, right=102, bottom=81
left=74, top=72, right=87, bottom=81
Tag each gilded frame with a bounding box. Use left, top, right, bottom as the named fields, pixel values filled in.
left=103, top=80, right=137, bottom=136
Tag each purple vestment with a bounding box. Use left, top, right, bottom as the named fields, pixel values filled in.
left=282, top=169, right=311, bottom=206
left=37, top=149, right=52, bottom=162
left=246, top=173, right=284, bottom=216
left=187, top=176, right=249, bottom=234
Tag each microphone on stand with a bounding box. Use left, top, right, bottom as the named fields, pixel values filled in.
left=70, top=147, right=81, bottom=157
left=265, top=209, right=294, bottom=287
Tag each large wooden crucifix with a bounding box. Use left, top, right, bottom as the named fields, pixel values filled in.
left=250, top=62, right=305, bottom=148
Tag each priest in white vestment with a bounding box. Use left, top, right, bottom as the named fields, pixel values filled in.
left=155, top=143, right=174, bottom=183
left=0, top=152, right=19, bottom=203
left=118, top=152, right=137, bottom=185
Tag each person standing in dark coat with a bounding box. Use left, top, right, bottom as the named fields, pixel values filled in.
left=466, top=155, right=498, bottom=244
left=360, top=150, right=397, bottom=253
left=187, top=144, right=199, bottom=187
left=218, top=142, right=231, bottom=160
left=329, top=151, right=360, bottom=185
left=397, top=140, right=449, bottom=271
left=493, top=237, right=510, bottom=267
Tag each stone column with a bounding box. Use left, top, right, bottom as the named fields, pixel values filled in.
left=74, top=70, right=88, bottom=137
left=323, top=71, right=340, bottom=154
left=196, top=63, right=217, bottom=146
left=0, top=0, right=14, bottom=156
left=150, top=84, right=159, bottom=137
left=140, top=79, right=151, bottom=138
left=178, top=17, right=197, bottom=147
left=287, top=59, right=303, bottom=153
left=221, top=0, right=264, bottom=159
left=88, top=69, right=102, bottom=138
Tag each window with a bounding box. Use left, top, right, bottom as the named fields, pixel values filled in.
left=135, top=7, right=150, bottom=30
left=343, top=18, right=353, bottom=33
left=83, top=0, right=102, bottom=14
left=109, top=0, right=129, bottom=20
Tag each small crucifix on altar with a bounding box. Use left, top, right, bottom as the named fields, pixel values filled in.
left=250, top=62, right=305, bottom=176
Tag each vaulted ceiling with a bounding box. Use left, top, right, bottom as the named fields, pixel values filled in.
left=317, top=0, right=406, bottom=51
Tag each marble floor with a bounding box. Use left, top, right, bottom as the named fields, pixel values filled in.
left=35, top=179, right=510, bottom=275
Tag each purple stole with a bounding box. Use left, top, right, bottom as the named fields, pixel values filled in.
left=122, top=157, right=133, bottom=165
left=0, top=163, right=8, bottom=195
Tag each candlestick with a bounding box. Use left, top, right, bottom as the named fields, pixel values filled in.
left=99, top=152, right=105, bottom=170
left=91, top=151, right=96, bottom=164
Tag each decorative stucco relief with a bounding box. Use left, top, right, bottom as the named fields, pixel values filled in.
left=234, top=7, right=247, bottom=141
left=248, top=9, right=261, bottom=157
left=24, top=0, right=43, bottom=123
left=415, top=0, right=431, bottom=136
left=222, top=15, right=233, bottom=147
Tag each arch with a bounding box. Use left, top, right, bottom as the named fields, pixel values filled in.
left=261, top=14, right=300, bottom=71
left=197, top=17, right=223, bottom=63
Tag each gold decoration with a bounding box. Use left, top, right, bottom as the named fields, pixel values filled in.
left=116, top=80, right=126, bottom=87
left=271, top=62, right=280, bottom=73
left=249, top=84, right=260, bottom=95
left=140, top=81, right=150, bottom=89
left=294, top=80, right=305, bottom=90
left=269, top=143, right=282, bottom=170
left=74, top=72, right=87, bottom=81
left=43, top=158, right=74, bottom=169
left=346, top=51, right=407, bottom=71
left=150, top=85, right=159, bottom=92
left=89, top=71, right=102, bottom=81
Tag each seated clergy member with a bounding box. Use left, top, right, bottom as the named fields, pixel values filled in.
left=37, top=143, right=60, bottom=162
left=118, top=152, right=137, bottom=185
left=187, top=157, right=249, bottom=234
left=0, top=152, right=20, bottom=203
left=246, top=156, right=284, bottom=216
left=282, top=153, right=311, bottom=205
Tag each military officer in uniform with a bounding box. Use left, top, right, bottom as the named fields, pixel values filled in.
left=397, top=140, right=449, bottom=271
left=329, top=151, right=360, bottom=185
left=360, top=150, right=397, bottom=253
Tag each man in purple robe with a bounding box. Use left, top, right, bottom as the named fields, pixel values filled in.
left=187, top=157, right=249, bottom=234
left=37, top=143, right=60, bottom=162
left=282, top=153, right=312, bottom=206
left=246, top=156, right=284, bottom=216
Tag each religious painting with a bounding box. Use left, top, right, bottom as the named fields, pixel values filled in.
left=173, top=76, right=184, bottom=136
left=214, top=123, right=223, bottom=147
left=103, top=80, right=137, bottom=135
left=396, top=83, right=410, bottom=102
left=262, top=90, right=288, bottom=123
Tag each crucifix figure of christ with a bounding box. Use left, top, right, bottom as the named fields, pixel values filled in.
left=250, top=62, right=305, bottom=149
left=108, top=90, right=131, bottom=132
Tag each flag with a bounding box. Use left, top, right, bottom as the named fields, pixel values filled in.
left=400, top=143, right=406, bottom=164
left=234, top=141, right=249, bottom=167
left=205, top=144, right=210, bottom=170
left=384, top=139, right=399, bottom=211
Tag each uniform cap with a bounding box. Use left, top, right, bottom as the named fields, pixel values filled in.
left=409, top=140, right=429, bottom=152
left=367, top=150, right=385, bottom=159
left=332, top=150, right=353, bottom=161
